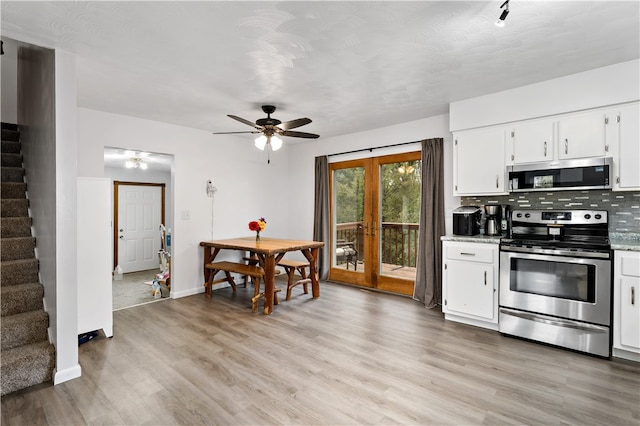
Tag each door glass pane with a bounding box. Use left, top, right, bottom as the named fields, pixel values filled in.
left=379, top=160, right=421, bottom=279
left=333, top=167, right=364, bottom=272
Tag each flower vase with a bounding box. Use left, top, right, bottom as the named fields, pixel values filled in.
left=256, top=231, right=260, bottom=242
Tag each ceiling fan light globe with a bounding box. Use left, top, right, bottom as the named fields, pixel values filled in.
left=125, top=160, right=134, bottom=168
left=140, top=162, right=148, bottom=170
left=270, top=135, right=283, bottom=151
left=255, top=135, right=267, bottom=150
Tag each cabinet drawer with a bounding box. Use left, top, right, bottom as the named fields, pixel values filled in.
left=446, top=244, right=494, bottom=263
left=621, top=255, right=640, bottom=277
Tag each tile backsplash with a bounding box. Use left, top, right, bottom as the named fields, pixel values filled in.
left=461, top=190, right=640, bottom=234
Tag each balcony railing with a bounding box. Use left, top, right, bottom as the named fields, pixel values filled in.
left=335, top=222, right=419, bottom=268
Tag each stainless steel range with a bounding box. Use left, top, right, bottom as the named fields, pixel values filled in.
left=499, top=209, right=612, bottom=357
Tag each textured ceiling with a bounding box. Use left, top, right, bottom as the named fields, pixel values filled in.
left=2, top=1, right=639, bottom=143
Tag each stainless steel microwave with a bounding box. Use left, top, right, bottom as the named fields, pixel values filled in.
left=507, top=157, right=612, bottom=192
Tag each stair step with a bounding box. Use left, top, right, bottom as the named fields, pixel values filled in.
left=1, top=237, right=36, bottom=261
left=1, top=283, right=43, bottom=317
left=1, top=141, right=21, bottom=154
left=0, top=199, right=29, bottom=218
left=1, top=123, right=19, bottom=131
left=1, top=310, right=49, bottom=350
left=1, top=182, right=27, bottom=199
left=1, top=129, right=20, bottom=142
left=1, top=258, right=38, bottom=287
left=1, top=340, right=55, bottom=396
left=1, top=153, right=22, bottom=168
left=1, top=167, right=24, bottom=183
left=1, top=217, right=32, bottom=237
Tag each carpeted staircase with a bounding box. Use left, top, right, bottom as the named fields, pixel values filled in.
left=1, top=123, right=55, bottom=396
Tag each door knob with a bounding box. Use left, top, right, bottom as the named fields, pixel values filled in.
left=119, top=235, right=124, bottom=239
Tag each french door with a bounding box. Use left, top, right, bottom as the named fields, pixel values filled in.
left=328, top=151, right=421, bottom=295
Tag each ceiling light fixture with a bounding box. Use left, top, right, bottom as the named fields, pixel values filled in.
left=495, top=0, right=510, bottom=27
left=125, top=157, right=148, bottom=170
left=254, top=134, right=283, bottom=151
left=397, top=165, right=415, bottom=175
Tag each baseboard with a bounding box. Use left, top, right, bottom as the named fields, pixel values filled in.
left=171, top=282, right=232, bottom=299
left=53, top=364, right=82, bottom=385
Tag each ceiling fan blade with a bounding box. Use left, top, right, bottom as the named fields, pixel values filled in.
left=228, top=114, right=262, bottom=130
left=281, top=130, right=320, bottom=139
left=278, top=117, right=312, bottom=131
left=213, top=131, right=261, bottom=135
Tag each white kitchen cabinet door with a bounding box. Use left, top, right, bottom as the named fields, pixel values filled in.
left=442, top=241, right=499, bottom=330
left=558, top=110, right=607, bottom=160
left=619, top=276, right=640, bottom=350
left=444, top=259, right=495, bottom=320
left=510, top=119, right=555, bottom=164
left=613, top=251, right=640, bottom=361
left=453, top=127, right=507, bottom=196
left=612, top=102, right=640, bottom=191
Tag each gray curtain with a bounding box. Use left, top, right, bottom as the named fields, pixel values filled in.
left=413, top=138, right=445, bottom=308
left=313, top=156, right=330, bottom=280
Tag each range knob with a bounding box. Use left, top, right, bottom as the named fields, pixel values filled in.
left=584, top=214, right=591, bottom=220
left=595, top=214, right=602, bottom=220
left=516, top=213, right=522, bottom=218
left=524, top=213, right=531, bottom=218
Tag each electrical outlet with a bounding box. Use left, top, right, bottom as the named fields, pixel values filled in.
left=181, top=210, right=190, bottom=220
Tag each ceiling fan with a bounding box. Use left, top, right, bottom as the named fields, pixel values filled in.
left=213, top=105, right=319, bottom=156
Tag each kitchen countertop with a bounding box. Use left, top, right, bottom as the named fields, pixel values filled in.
left=441, top=235, right=502, bottom=244
left=610, top=233, right=640, bottom=252
left=442, top=233, right=640, bottom=251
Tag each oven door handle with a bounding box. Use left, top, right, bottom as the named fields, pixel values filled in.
left=500, top=245, right=610, bottom=259
left=499, top=309, right=609, bottom=333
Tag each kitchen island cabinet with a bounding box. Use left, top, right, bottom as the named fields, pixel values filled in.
left=442, top=240, right=499, bottom=330
left=453, top=127, right=507, bottom=196
left=613, top=250, right=640, bottom=362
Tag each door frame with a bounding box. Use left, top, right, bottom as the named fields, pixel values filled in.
left=328, top=151, right=421, bottom=295
left=113, top=181, right=166, bottom=270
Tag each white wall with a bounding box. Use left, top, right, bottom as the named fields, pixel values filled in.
left=54, top=49, right=80, bottom=384
left=286, top=113, right=459, bottom=243
left=450, top=59, right=640, bottom=131
left=1, top=37, right=18, bottom=124
left=18, top=42, right=80, bottom=384
left=77, top=108, right=291, bottom=298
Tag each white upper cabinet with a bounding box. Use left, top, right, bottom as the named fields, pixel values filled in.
left=610, top=102, right=640, bottom=191
left=509, top=119, right=555, bottom=164
left=453, top=126, right=507, bottom=196
left=557, top=110, right=608, bottom=160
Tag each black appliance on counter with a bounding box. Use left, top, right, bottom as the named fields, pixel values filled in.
left=499, top=209, right=612, bottom=357
left=452, top=206, right=481, bottom=236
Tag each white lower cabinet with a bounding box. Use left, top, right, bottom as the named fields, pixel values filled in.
left=442, top=241, right=499, bottom=330
left=613, top=251, right=640, bottom=361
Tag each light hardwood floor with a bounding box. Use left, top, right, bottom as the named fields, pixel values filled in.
left=2, top=281, right=639, bottom=425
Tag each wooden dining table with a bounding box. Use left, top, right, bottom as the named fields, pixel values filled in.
left=199, top=237, right=325, bottom=314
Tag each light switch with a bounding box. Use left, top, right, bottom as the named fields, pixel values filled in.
left=181, top=210, right=190, bottom=220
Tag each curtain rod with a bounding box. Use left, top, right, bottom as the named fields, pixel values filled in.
left=327, top=139, right=422, bottom=157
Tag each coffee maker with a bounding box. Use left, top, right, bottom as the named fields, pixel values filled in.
left=484, top=205, right=501, bottom=236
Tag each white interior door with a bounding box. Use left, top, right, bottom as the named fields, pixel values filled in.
left=117, top=185, right=162, bottom=273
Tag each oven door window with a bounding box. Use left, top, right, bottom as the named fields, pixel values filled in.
left=510, top=258, right=595, bottom=302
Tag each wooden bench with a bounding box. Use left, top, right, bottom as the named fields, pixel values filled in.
left=277, top=259, right=312, bottom=301
left=204, top=261, right=281, bottom=313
